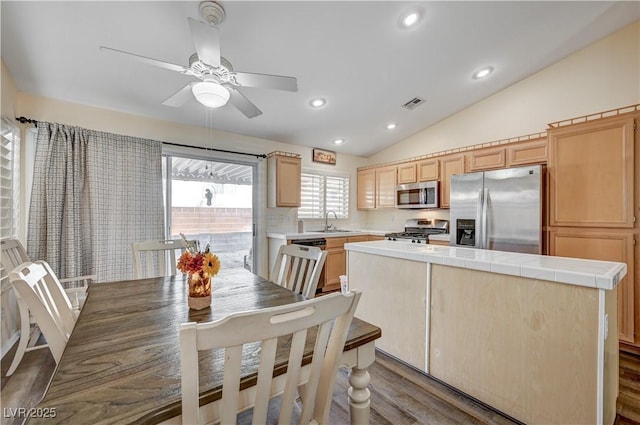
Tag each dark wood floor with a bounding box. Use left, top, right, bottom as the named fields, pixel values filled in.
left=2, top=341, right=640, bottom=425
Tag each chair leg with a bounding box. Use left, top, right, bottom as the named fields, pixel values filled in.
left=6, top=300, right=31, bottom=376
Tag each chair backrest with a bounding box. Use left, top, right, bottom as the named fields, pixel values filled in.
left=180, top=290, right=361, bottom=425
left=1, top=238, right=29, bottom=271
left=270, top=244, right=327, bottom=298
left=8, top=261, right=78, bottom=362
left=131, top=239, right=187, bottom=279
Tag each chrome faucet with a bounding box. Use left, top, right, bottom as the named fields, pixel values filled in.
left=324, top=210, right=338, bottom=231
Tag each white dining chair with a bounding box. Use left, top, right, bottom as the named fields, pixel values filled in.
left=8, top=261, right=79, bottom=365
left=179, top=290, right=361, bottom=425
left=1, top=239, right=93, bottom=376
left=270, top=244, right=327, bottom=298
left=131, top=239, right=188, bottom=279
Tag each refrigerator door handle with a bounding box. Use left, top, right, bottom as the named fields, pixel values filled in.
left=476, top=189, right=483, bottom=249
left=482, top=188, right=489, bottom=250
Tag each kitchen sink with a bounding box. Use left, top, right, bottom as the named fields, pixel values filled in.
left=317, top=229, right=354, bottom=233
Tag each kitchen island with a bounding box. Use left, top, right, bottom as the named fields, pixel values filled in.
left=344, top=240, right=627, bottom=425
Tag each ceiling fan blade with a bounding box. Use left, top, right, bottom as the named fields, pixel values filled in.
left=188, top=18, right=221, bottom=67
left=231, top=72, right=298, bottom=92
left=100, top=46, right=188, bottom=74
left=162, top=82, right=197, bottom=107
left=226, top=87, right=262, bottom=119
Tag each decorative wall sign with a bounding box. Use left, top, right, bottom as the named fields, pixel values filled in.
left=312, top=148, right=337, bottom=165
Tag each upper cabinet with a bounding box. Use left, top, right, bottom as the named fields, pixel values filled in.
left=357, top=165, right=397, bottom=210
left=417, top=158, right=439, bottom=181
left=466, top=147, right=506, bottom=172
left=357, top=169, right=376, bottom=210
left=440, top=154, right=465, bottom=209
left=267, top=152, right=301, bottom=208
left=376, top=165, right=397, bottom=208
left=507, top=138, right=548, bottom=166
left=397, top=159, right=439, bottom=184
left=548, top=115, right=635, bottom=228
left=397, top=162, right=417, bottom=184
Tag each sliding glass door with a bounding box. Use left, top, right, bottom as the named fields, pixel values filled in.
left=163, top=155, right=255, bottom=272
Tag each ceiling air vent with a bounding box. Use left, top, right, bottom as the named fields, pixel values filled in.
left=402, top=97, right=425, bottom=110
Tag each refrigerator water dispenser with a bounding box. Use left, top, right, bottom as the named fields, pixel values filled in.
left=456, top=219, right=476, bottom=246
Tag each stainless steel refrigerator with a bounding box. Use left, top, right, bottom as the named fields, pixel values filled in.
left=449, top=165, right=543, bottom=254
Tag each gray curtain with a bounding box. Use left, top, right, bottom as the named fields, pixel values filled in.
left=27, top=122, right=164, bottom=282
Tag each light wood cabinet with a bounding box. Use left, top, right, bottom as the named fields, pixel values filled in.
left=507, top=138, right=548, bottom=166
left=549, top=228, right=635, bottom=343
left=357, top=169, right=376, bottom=210
left=548, top=115, right=635, bottom=228
left=547, top=111, right=639, bottom=352
left=428, top=239, right=449, bottom=246
left=376, top=165, right=397, bottom=208
left=418, top=158, right=439, bottom=181
left=440, top=154, right=465, bottom=209
left=267, top=153, right=301, bottom=208
left=397, top=162, right=417, bottom=184
left=357, top=165, right=397, bottom=210
left=323, top=235, right=371, bottom=292
left=324, top=237, right=348, bottom=292
left=466, top=147, right=506, bottom=172
left=368, top=235, right=385, bottom=241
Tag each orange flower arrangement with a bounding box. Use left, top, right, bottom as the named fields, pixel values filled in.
left=177, top=235, right=221, bottom=298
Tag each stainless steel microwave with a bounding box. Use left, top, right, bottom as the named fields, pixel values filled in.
left=396, top=181, right=439, bottom=209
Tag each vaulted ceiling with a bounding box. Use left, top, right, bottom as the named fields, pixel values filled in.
left=2, top=1, right=639, bottom=157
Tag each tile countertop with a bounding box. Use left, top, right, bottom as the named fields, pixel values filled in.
left=267, top=229, right=392, bottom=240
left=344, top=240, right=627, bottom=291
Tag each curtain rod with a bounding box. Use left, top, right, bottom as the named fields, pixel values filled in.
left=14, top=117, right=266, bottom=159
left=16, top=116, right=38, bottom=126
left=163, top=141, right=267, bottom=159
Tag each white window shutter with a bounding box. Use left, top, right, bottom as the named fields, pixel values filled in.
left=0, top=118, right=20, bottom=240
left=298, top=171, right=349, bottom=219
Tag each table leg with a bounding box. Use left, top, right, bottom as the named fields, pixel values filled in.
left=344, top=341, right=375, bottom=425
left=348, top=367, right=371, bottom=424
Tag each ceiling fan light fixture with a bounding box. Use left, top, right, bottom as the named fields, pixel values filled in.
left=192, top=81, right=230, bottom=108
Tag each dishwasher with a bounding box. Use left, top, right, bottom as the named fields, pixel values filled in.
left=290, top=238, right=326, bottom=293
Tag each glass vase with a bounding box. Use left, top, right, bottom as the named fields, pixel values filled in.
left=187, top=272, right=211, bottom=310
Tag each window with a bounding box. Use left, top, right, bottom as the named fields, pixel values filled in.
left=299, top=171, right=349, bottom=219
left=1, top=118, right=20, bottom=241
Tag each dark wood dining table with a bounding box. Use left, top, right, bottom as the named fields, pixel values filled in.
left=27, top=267, right=381, bottom=425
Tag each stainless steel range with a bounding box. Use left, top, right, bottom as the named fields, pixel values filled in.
left=385, top=218, right=449, bottom=244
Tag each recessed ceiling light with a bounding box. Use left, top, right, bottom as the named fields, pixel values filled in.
left=332, top=139, right=345, bottom=145
left=386, top=123, right=397, bottom=130
left=310, top=98, right=326, bottom=108
left=473, top=66, right=494, bottom=80
left=399, top=9, right=422, bottom=28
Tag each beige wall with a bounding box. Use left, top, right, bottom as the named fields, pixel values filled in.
left=1, top=61, right=18, bottom=122
left=14, top=91, right=368, bottom=277
left=4, top=19, right=640, bottom=270
left=364, top=19, right=640, bottom=229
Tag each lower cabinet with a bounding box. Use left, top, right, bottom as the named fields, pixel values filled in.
left=323, top=235, right=370, bottom=292
left=549, top=227, right=636, bottom=345
left=428, top=239, right=449, bottom=246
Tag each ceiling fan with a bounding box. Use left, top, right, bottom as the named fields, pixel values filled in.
left=100, top=1, right=298, bottom=118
